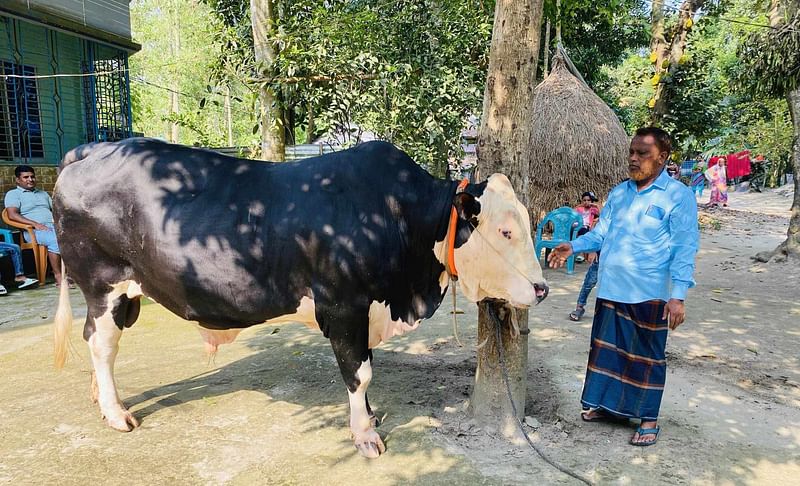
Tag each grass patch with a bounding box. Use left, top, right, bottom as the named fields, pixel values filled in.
left=698, top=213, right=722, bottom=231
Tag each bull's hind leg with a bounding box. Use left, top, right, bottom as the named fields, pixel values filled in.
left=85, top=281, right=143, bottom=431
left=328, top=324, right=385, bottom=458
left=365, top=349, right=380, bottom=428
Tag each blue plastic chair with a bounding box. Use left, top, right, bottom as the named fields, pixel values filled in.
left=0, top=228, right=14, bottom=261
left=534, top=207, right=584, bottom=274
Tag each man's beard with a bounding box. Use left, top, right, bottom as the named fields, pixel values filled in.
left=629, top=166, right=659, bottom=182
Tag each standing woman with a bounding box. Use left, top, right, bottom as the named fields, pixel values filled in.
left=705, top=156, right=728, bottom=207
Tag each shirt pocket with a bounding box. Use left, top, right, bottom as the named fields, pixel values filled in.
left=645, top=204, right=666, bottom=220
left=637, top=205, right=669, bottom=245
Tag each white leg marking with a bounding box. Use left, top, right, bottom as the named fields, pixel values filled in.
left=348, top=359, right=385, bottom=458
left=90, top=281, right=140, bottom=431
left=89, top=308, right=138, bottom=431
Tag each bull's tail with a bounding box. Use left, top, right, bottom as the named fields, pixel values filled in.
left=54, top=259, right=73, bottom=369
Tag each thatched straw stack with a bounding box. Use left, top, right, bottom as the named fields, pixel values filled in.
left=528, top=48, right=630, bottom=224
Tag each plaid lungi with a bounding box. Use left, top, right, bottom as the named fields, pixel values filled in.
left=580, top=298, right=668, bottom=421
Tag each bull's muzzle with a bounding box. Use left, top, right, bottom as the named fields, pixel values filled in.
left=534, top=282, right=549, bottom=304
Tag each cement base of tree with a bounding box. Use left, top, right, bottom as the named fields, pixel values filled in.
left=468, top=300, right=529, bottom=439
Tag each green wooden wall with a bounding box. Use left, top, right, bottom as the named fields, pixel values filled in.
left=0, top=15, right=129, bottom=166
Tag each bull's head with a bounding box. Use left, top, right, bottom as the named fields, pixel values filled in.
left=446, top=174, right=548, bottom=308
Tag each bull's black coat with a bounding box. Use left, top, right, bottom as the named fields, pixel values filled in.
left=54, top=138, right=483, bottom=394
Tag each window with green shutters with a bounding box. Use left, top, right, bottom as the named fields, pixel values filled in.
left=0, top=61, right=45, bottom=160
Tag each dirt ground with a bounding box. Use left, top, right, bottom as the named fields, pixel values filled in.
left=1, top=185, right=798, bottom=485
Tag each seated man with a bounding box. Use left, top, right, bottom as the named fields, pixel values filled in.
left=0, top=241, right=39, bottom=295
left=4, top=165, right=64, bottom=286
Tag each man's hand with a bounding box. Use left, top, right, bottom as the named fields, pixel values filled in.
left=586, top=252, right=597, bottom=264
left=663, top=298, right=685, bottom=330
left=546, top=242, right=573, bottom=268
left=6, top=207, right=49, bottom=231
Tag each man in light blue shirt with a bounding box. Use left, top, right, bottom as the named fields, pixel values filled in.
left=4, top=165, right=65, bottom=286
left=548, top=127, right=699, bottom=447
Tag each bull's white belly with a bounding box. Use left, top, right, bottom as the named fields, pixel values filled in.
left=258, top=297, right=420, bottom=348
left=367, top=300, right=420, bottom=348
left=257, top=296, right=420, bottom=348
left=262, top=295, right=318, bottom=328
left=112, top=280, right=417, bottom=351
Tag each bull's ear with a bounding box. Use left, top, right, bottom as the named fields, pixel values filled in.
left=453, top=192, right=481, bottom=221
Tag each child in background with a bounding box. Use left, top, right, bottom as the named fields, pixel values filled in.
left=691, top=165, right=705, bottom=198
left=575, top=191, right=599, bottom=231
left=569, top=190, right=601, bottom=319
left=569, top=251, right=598, bottom=321
left=574, top=191, right=599, bottom=263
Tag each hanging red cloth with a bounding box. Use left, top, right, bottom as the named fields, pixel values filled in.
left=708, top=151, right=751, bottom=178
left=727, top=150, right=751, bottom=178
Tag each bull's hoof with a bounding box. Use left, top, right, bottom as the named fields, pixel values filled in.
left=103, top=408, right=139, bottom=432
left=353, top=429, right=386, bottom=458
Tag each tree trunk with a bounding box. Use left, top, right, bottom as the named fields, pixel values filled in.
left=785, top=86, right=800, bottom=256
left=470, top=0, right=543, bottom=437
left=756, top=85, right=800, bottom=261
left=284, top=100, right=295, bottom=145
left=168, top=3, right=180, bottom=143
left=754, top=0, right=800, bottom=262
left=649, top=0, right=667, bottom=71
left=224, top=85, right=234, bottom=146
left=542, top=19, right=550, bottom=77
left=250, top=0, right=285, bottom=161
left=306, top=100, right=315, bottom=144
left=651, top=0, right=705, bottom=124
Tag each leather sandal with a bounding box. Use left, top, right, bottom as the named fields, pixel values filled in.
left=569, top=307, right=586, bottom=321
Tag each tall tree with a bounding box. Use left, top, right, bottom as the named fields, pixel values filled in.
left=168, top=0, right=181, bottom=143
left=650, top=0, right=706, bottom=124
left=470, top=0, right=544, bottom=433
left=742, top=0, right=800, bottom=261
left=650, top=0, right=667, bottom=66
left=250, top=0, right=285, bottom=160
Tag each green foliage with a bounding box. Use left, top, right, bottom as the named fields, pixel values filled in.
left=735, top=8, right=800, bottom=97
left=541, top=0, right=650, bottom=86
left=198, top=0, right=492, bottom=174
left=600, top=0, right=792, bottom=169
left=597, top=52, right=653, bottom=132
left=130, top=0, right=258, bottom=147
left=129, top=0, right=792, bottom=183
left=658, top=18, right=734, bottom=145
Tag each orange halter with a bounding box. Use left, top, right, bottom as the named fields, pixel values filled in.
left=446, top=179, right=469, bottom=280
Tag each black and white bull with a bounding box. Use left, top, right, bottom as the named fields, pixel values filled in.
left=52, top=138, right=548, bottom=458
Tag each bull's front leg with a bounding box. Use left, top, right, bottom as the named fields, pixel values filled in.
left=329, top=331, right=385, bottom=458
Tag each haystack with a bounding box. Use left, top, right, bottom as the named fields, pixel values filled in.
left=528, top=47, right=629, bottom=223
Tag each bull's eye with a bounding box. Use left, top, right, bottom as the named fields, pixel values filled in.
left=500, top=229, right=512, bottom=240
